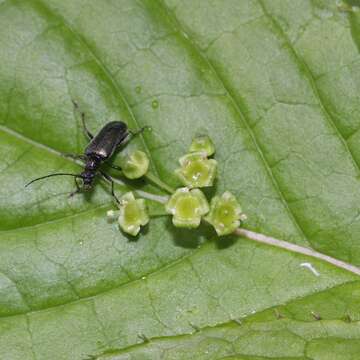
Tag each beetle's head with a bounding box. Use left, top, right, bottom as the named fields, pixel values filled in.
left=80, top=171, right=95, bottom=192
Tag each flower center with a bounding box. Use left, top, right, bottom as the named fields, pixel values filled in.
left=215, top=204, right=236, bottom=227
left=176, top=196, right=198, bottom=218
left=124, top=202, right=141, bottom=224
left=186, top=161, right=208, bottom=183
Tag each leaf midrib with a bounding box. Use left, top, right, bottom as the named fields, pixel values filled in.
left=0, top=124, right=168, bottom=230
left=0, top=124, right=115, bottom=227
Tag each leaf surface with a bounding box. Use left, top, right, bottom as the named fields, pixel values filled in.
left=1, top=0, right=360, bottom=359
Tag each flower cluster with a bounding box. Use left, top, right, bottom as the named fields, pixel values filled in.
left=108, top=134, right=246, bottom=237
left=166, top=136, right=245, bottom=235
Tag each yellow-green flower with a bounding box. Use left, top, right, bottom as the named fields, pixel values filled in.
left=165, top=187, right=209, bottom=228
left=107, top=192, right=149, bottom=236
left=175, top=152, right=217, bottom=188
left=119, top=150, right=149, bottom=179
left=189, top=135, right=215, bottom=156
left=204, top=191, right=245, bottom=236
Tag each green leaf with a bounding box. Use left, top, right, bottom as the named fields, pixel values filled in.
left=1, top=0, right=360, bottom=359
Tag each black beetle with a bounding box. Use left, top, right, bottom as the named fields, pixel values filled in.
left=25, top=104, right=146, bottom=203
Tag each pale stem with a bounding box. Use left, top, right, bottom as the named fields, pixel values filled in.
left=235, top=228, right=360, bottom=276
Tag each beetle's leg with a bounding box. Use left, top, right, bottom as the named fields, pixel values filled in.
left=68, top=177, right=82, bottom=198
left=99, top=170, right=120, bottom=204
left=106, top=163, right=122, bottom=171
left=81, top=112, right=94, bottom=140
left=117, top=133, right=132, bottom=148
left=117, top=126, right=149, bottom=148
left=130, top=126, right=149, bottom=137
left=63, top=153, right=87, bottom=161
left=72, top=100, right=94, bottom=140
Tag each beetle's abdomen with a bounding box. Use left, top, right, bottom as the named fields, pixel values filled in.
left=85, top=121, right=128, bottom=159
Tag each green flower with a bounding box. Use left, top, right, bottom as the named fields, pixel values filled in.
left=189, top=135, right=215, bottom=156
left=175, top=152, right=217, bottom=188
left=165, top=187, right=209, bottom=228
left=107, top=192, right=149, bottom=236
left=119, top=150, right=149, bottom=179
left=204, top=191, right=245, bottom=236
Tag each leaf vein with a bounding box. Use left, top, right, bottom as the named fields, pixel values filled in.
left=156, top=0, right=309, bottom=244
left=258, top=0, right=360, bottom=174
left=36, top=0, right=161, bottom=178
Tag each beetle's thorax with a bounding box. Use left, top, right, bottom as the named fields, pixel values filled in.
left=80, top=155, right=101, bottom=191
left=84, top=155, right=101, bottom=171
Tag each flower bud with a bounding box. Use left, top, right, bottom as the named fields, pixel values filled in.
left=189, top=135, right=215, bottom=156
left=119, top=150, right=149, bottom=179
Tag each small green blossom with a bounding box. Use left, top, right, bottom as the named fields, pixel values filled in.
left=119, top=150, right=149, bottom=179
left=204, top=191, right=245, bottom=236
left=117, top=192, right=149, bottom=236
left=189, top=135, right=215, bottom=156
left=175, top=152, right=217, bottom=188
left=165, top=187, right=209, bottom=228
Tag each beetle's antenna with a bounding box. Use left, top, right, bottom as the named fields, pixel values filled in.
left=25, top=173, right=82, bottom=187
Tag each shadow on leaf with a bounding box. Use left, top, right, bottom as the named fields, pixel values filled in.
left=165, top=217, right=238, bottom=250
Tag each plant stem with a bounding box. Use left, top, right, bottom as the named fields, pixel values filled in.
left=235, top=228, right=360, bottom=276
left=145, top=172, right=175, bottom=194
left=134, top=190, right=169, bottom=204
